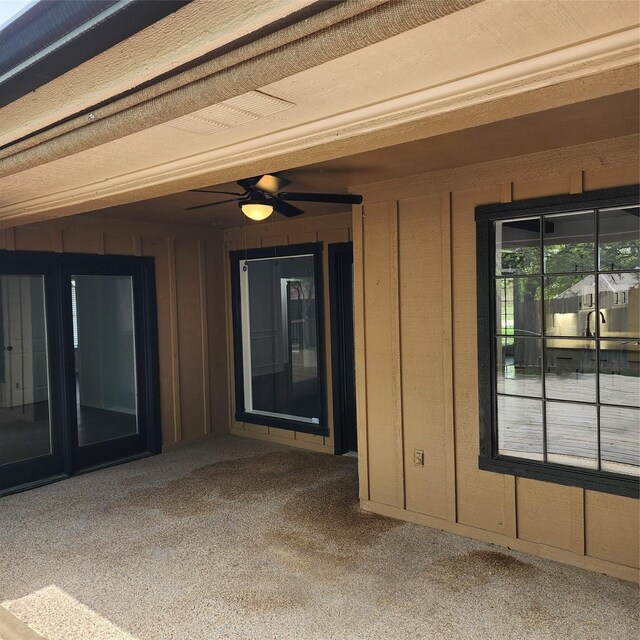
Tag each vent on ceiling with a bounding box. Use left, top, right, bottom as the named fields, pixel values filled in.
left=166, top=90, right=294, bottom=135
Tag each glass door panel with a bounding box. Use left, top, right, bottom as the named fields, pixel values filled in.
left=0, top=275, right=51, bottom=465
left=72, top=275, right=138, bottom=448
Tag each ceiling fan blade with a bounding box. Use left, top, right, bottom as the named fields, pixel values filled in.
left=185, top=197, right=240, bottom=211
left=278, top=192, right=363, bottom=205
left=255, top=174, right=292, bottom=194
left=189, top=189, right=244, bottom=196
left=271, top=197, right=304, bottom=218
left=237, top=174, right=292, bottom=194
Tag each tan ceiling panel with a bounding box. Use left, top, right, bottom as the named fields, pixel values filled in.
left=81, top=91, right=639, bottom=228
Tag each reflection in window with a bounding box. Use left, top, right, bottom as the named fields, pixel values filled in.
left=599, top=341, right=640, bottom=408
left=600, top=406, right=640, bottom=475
left=495, top=277, right=541, bottom=336
left=498, top=279, right=514, bottom=339
left=598, top=273, right=639, bottom=338
left=546, top=402, right=598, bottom=469
left=496, top=218, right=540, bottom=275
left=544, top=274, right=595, bottom=337
left=543, top=211, right=595, bottom=274
left=0, top=276, right=51, bottom=466
left=496, top=337, right=541, bottom=397
left=545, top=339, right=596, bottom=403
left=73, top=275, right=138, bottom=447
left=491, top=197, right=640, bottom=478
left=237, top=252, right=322, bottom=426
left=598, top=206, right=639, bottom=271
left=498, top=396, right=543, bottom=461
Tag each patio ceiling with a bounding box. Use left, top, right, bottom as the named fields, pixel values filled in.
left=0, top=0, right=637, bottom=228
left=81, top=90, right=639, bottom=228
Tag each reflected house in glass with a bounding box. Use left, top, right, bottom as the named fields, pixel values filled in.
left=549, top=272, right=639, bottom=337
left=548, top=271, right=640, bottom=408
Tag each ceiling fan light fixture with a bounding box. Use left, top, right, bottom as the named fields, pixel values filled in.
left=240, top=201, right=274, bottom=221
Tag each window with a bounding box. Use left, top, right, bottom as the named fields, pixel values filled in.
left=230, top=243, right=327, bottom=434
left=476, top=186, right=639, bottom=497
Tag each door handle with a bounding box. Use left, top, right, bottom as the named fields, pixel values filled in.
left=5, top=346, right=12, bottom=351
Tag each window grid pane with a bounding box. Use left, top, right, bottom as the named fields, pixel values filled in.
left=493, top=206, right=640, bottom=477
left=494, top=276, right=542, bottom=336
left=598, top=206, right=640, bottom=272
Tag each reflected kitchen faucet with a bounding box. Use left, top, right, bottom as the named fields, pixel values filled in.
left=585, top=310, right=606, bottom=337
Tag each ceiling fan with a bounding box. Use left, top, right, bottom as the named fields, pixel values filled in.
left=186, top=174, right=363, bottom=221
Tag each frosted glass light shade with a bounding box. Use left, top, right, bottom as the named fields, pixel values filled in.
left=241, top=202, right=274, bottom=221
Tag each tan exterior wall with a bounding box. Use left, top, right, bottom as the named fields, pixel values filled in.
left=353, top=134, right=640, bottom=582
left=224, top=212, right=351, bottom=454
left=0, top=216, right=228, bottom=451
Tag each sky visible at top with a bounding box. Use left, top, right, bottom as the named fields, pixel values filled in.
left=0, top=0, right=37, bottom=32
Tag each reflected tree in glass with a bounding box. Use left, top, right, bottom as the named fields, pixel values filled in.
left=544, top=211, right=595, bottom=274
left=495, top=218, right=540, bottom=276
left=598, top=206, right=640, bottom=272
left=496, top=277, right=542, bottom=337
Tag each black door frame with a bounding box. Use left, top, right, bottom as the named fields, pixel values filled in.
left=328, top=242, right=357, bottom=455
left=0, top=250, right=161, bottom=496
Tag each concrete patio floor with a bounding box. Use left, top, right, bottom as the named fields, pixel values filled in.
left=0, top=435, right=638, bottom=640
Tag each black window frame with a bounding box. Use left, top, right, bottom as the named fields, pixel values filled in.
left=229, top=242, right=328, bottom=435
left=475, top=185, right=640, bottom=498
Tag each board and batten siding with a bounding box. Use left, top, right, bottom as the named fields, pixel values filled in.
left=353, top=133, right=640, bottom=582
left=0, top=216, right=228, bottom=450
left=223, top=212, right=351, bottom=454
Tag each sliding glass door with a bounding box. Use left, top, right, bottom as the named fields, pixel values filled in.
left=0, top=252, right=159, bottom=495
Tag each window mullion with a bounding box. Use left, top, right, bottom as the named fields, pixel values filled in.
left=594, top=207, right=601, bottom=472
left=540, top=216, right=548, bottom=464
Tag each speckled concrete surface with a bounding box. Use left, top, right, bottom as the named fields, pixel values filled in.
left=0, top=435, right=638, bottom=640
